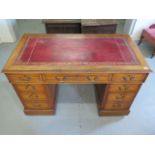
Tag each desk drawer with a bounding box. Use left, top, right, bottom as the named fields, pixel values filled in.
left=14, top=84, right=46, bottom=92
left=108, top=84, right=141, bottom=92
left=106, top=92, right=136, bottom=102
left=18, top=91, right=48, bottom=100
left=44, top=73, right=110, bottom=83
left=24, top=100, right=52, bottom=109
left=103, top=101, right=131, bottom=110
left=7, top=73, right=42, bottom=83
left=112, top=73, right=147, bottom=83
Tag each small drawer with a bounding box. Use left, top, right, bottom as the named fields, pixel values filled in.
left=108, top=84, right=140, bottom=92
left=18, top=91, right=48, bottom=100
left=103, top=101, right=131, bottom=110
left=14, top=84, right=46, bottom=92
left=23, top=100, right=52, bottom=109
left=106, top=92, right=136, bottom=102
left=112, top=73, right=147, bottom=83
left=6, top=73, right=42, bottom=83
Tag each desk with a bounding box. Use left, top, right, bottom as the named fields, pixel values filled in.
left=2, top=34, right=151, bottom=116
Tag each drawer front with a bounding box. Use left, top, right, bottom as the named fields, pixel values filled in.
left=18, top=91, right=48, bottom=100
left=14, top=84, right=46, bottom=92
left=108, top=84, right=140, bottom=92
left=103, top=101, right=131, bottom=110
left=7, top=73, right=42, bottom=83
left=43, top=73, right=110, bottom=83
left=7, top=73, right=111, bottom=84
left=112, top=74, right=147, bottom=83
left=106, top=92, right=136, bottom=102
left=23, top=100, right=52, bottom=109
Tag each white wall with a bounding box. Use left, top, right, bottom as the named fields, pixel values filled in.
left=131, top=19, right=155, bottom=40
left=0, top=19, right=17, bottom=43
left=124, top=19, right=136, bottom=34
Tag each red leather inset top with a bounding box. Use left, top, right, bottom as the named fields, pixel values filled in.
left=15, top=36, right=140, bottom=65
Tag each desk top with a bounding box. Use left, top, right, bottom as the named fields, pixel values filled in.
left=3, top=34, right=151, bottom=73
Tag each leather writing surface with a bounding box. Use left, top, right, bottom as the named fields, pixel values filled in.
left=15, top=36, right=140, bottom=65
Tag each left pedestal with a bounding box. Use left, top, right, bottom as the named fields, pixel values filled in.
left=12, top=84, right=57, bottom=115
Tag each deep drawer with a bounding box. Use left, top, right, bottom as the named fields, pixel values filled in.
left=23, top=100, right=52, bottom=109
left=103, top=101, right=132, bottom=110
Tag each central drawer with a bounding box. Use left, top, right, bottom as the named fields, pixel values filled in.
left=7, top=73, right=111, bottom=84
left=43, top=73, right=111, bottom=83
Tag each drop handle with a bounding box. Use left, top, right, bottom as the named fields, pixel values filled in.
left=55, top=76, right=65, bottom=82
left=87, top=75, right=97, bottom=81
left=118, top=85, right=129, bottom=91
left=122, top=75, right=135, bottom=81
left=115, top=94, right=126, bottom=100
left=19, top=75, right=31, bottom=81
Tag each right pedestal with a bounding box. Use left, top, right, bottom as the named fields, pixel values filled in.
left=95, top=84, right=141, bottom=116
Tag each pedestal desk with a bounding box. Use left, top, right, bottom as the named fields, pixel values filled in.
left=2, top=34, right=151, bottom=116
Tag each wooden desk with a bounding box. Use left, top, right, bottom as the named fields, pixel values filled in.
left=2, top=34, right=151, bottom=116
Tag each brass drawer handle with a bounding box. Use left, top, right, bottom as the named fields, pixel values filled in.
left=55, top=76, right=81, bottom=82
left=118, top=85, right=129, bottom=91
left=122, top=75, right=135, bottom=81
left=18, top=75, right=31, bottom=82
left=55, top=76, right=65, bottom=82
left=25, top=84, right=36, bottom=91
left=87, top=75, right=97, bottom=81
left=28, top=93, right=39, bottom=99
left=115, top=94, right=126, bottom=100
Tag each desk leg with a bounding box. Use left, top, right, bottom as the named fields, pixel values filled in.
left=12, top=84, right=57, bottom=115
left=95, top=84, right=141, bottom=116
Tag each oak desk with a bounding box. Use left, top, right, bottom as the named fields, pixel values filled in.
left=2, top=34, right=151, bottom=116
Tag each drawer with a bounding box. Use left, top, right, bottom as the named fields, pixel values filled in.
left=112, top=73, right=147, bottom=83
left=23, top=100, right=52, bottom=109
left=103, top=101, right=131, bottom=110
left=7, top=73, right=42, bottom=83
left=43, top=73, right=110, bottom=83
left=14, top=84, right=46, bottom=92
left=18, top=91, right=48, bottom=100
left=108, top=84, right=140, bottom=92
left=106, top=92, right=136, bottom=102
